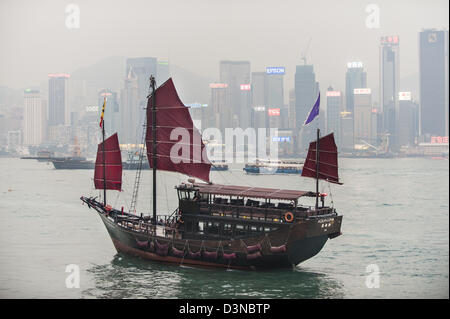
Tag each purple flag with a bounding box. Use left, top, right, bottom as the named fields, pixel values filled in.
left=303, top=93, right=320, bottom=126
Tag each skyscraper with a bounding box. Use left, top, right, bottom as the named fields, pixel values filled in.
left=219, top=61, right=251, bottom=128
left=326, top=87, right=343, bottom=147
left=121, top=68, right=140, bottom=145
left=419, top=29, right=449, bottom=138
left=48, top=73, right=70, bottom=126
left=208, top=83, right=231, bottom=135
left=126, top=57, right=158, bottom=132
left=23, top=89, right=46, bottom=146
left=157, top=60, right=170, bottom=86
left=354, top=88, right=376, bottom=146
left=345, top=62, right=367, bottom=114
left=251, top=72, right=267, bottom=130
left=266, top=67, right=285, bottom=131
left=379, top=35, right=400, bottom=149
left=398, top=92, right=419, bottom=147
left=294, top=64, right=319, bottom=153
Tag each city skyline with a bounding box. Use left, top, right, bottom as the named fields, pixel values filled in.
left=0, top=0, right=448, bottom=99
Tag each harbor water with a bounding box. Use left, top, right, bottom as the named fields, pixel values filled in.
left=0, top=157, right=448, bottom=298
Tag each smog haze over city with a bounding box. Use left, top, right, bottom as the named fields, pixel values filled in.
left=0, top=0, right=448, bottom=98
left=0, top=0, right=448, bottom=302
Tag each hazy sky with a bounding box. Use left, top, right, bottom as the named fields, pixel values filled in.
left=1, top=0, right=448, bottom=96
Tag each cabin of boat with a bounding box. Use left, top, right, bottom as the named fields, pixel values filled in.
left=175, top=182, right=334, bottom=241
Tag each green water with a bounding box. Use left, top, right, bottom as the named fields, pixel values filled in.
left=0, top=157, right=448, bottom=298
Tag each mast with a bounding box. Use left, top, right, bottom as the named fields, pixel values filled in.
left=315, top=128, right=320, bottom=211
left=150, top=75, right=157, bottom=224
left=102, top=105, right=106, bottom=206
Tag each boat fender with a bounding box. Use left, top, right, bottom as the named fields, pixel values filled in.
left=284, top=212, right=294, bottom=223
left=246, top=243, right=261, bottom=253
left=246, top=251, right=262, bottom=260
left=269, top=244, right=287, bottom=253
left=222, top=252, right=237, bottom=260
left=188, top=251, right=201, bottom=259
left=171, top=246, right=185, bottom=257
left=203, top=251, right=218, bottom=259
left=135, top=239, right=149, bottom=248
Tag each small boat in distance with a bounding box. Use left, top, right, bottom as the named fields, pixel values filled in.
left=210, top=160, right=229, bottom=171
left=80, top=77, right=343, bottom=270
left=243, top=159, right=303, bottom=175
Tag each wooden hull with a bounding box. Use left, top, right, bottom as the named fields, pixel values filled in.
left=95, top=208, right=342, bottom=270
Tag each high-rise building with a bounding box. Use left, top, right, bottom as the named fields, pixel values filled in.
left=23, top=89, right=46, bottom=146
left=219, top=61, right=251, bottom=128
left=208, top=83, right=231, bottom=135
left=345, top=62, right=367, bottom=114
left=354, top=88, right=376, bottom=146
left=157, top=60, right=170, bottom=86
left=126, top=57, right=158, bottom=131
left=419, top=29, right=449, bottom=138
left=121, top=68, right=140, bottom=145
left=294, top=64, right=319, bottom=153
left=379, top=35, right=400, bottom=149
left=251, top=72, right=267, bottom=130
left=340, top=111, right=354, bottom=151
left=48, top=73, right=70, bottom=126
left=326, top=87, right=343, bottom=147
left=266, top=67, right=285, bottom=131
left=398, top=92, right=419, bottom=147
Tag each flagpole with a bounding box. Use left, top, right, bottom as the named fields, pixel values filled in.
left=101, top=97, right=106, bottom=206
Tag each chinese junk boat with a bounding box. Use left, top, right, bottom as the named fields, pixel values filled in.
left=80, top=77, right=343, bottom=270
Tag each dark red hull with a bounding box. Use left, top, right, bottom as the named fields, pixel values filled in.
left=95, top=207, right=342, bottom=270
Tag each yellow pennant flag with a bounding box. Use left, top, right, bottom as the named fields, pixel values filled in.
left=99, top=97, right=106, bottom=128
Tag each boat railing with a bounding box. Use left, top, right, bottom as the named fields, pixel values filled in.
left=197, top=202, right=316, bottom=223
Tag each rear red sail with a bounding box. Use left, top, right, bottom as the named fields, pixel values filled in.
left=94, top=133, right=122, bottom=190
left=301, top=133, right=342, bottom=184
left=146, top=78, right=211, bottom=182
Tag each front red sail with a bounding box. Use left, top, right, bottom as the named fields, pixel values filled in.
left=301, top=133, right=342, bottom=184
left=94, top=133, right=122, bottom=190
left=146, top=78, right=211, bottom=182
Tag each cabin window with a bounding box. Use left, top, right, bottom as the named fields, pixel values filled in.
left=179, top=191, right=190, bottom=200
left=198, top=221, right=204, bottom=231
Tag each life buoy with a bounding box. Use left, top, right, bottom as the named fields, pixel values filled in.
left=284, top=212, right=294, bottom=222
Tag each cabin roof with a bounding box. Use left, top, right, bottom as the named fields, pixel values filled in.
left=190, top=183, right=315, bottom=201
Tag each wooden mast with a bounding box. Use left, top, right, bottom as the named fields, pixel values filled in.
left=150, top=75, right=157, bottom=224
left=102, top=101, right=106, bottom=206
left=315, top=128, right=320, bottom=211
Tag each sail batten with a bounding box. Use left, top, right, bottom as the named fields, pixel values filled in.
left=94, top=133, right=122, bottom=191
left=301, top=133, right=342, bottom=185
left=145, top=78, right=211, bottom=182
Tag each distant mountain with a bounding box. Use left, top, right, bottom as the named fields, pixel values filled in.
left=68, top=56, right=213, bottom=109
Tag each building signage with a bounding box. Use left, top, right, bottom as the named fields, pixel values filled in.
left=85, top=106, right=99, bottom=112
left=354, top=88, right=371, bottom=95
left=240, top=84, right=251, bottom=91
left=326, top=91, right=341, bottom=97
left=48, top=73, right=70, bottom=78
left=431, top=136, right=449, bottom=144
left=347, top=62, right=363, bottom=69
left=253, top=106, right=265, bottom=112
left=380, top=35, right=399, bottom=45
left=268, top=108, right=280, bottom=116
left=266, top=67, right=285, bottom=75
left=272, top=136, right=291, bottom=142
left=209, top=83, right=228, bottom=89
left=398, top=92, right=411, bottom=101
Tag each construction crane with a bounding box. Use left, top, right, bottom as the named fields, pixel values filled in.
left=301, top=38, right=312, bottom=65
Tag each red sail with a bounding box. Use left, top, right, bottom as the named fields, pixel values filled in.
left=94, top=133, right=122, bottom=190
left=301, top=133, right=342, bottom=184
left=146, top=78, right=211, bottom=182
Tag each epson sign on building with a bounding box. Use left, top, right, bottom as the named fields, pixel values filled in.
left=266, top=67, right=285, bottom=75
